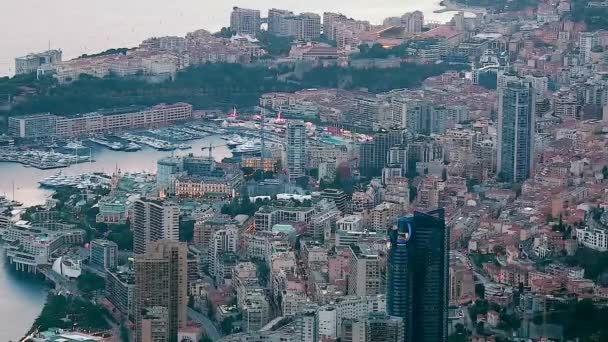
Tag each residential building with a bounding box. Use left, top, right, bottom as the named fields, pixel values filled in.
left=320, top=188, right=348, bottom=213
left=10, top=103, right=193, bottom=139
left=365, top=313, right=405, bottom=342
left=254, top=206, right=315, bottom=231
left=242, top=290, right=270, bottom=332
left=268, top=9, right=294, bottom=36
left=579, top=32, right=598, bottom=64
left=387, top=209, right=449, bottom=342
left=497, top=80, right=535, bottom=183
left=106, top=268, right=135, bottom=316
left=400, top=11, right=424, bottom=33
left=340, top=318, right=366, bottom=342
left=287, top=121, right=307, bottom=182
left=8, top=113, right=58, bottom=138
left=576, top=225, right=608, bottom=252
left=132, top=198, right=180, bottom=255
left=360, top=128, right=404, bottom=176
left=134, top=240, right=188, bottom=342
left=231, top=7, right=261, bottom=36
left=53, top=103, right=193, bottom=137
left=348, top=245, right=383, bottom=296
left=337, top=215, right=364, bottom=232
left=140, top=306, right=170, bottom=342
left=209, top=228, right=239, bottom=283
left=285, top=13, right=322, bottom=41
left=318, top=295, right=387, bottom=337
left=90, top=239, right=118, bottom=270
left=157, top=157, right=183, bottom=195
left=296, top=305, right=319, bottom=342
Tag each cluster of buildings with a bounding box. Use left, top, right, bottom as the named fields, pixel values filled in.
left=157, top=154, right=244, bottom=198
left=17, top=28, right=266, bottom=84
left=8, top=102, right=192, bottom=138
left=9, top=1, right=608, bottom=341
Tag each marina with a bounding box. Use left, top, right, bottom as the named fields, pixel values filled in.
left=0, top=148, right=92, bottom=170
left=0, top=134, right=233, bottom=208
left=37, top=172, right=111, bottom=189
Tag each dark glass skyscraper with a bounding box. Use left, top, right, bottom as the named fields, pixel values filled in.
left=387, top=209, right=449, bottom=342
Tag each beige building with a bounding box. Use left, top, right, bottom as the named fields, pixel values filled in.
left=132, top=198, right=180, bottom=255
left=134, top=240, right=188, bottom=342
left=348, top=245, right=383, bottom=296
left=54, top=103, right=192, bottom=137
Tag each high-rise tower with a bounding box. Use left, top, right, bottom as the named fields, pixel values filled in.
left=387, top=209, right=449, bottom=342
left=287, top=121, right=307, bottom=182
left=134, top=240, right=188, bottom=342
left=497, top=79, right=535, bottom=183
left=132, top=198, right=180, bottom=254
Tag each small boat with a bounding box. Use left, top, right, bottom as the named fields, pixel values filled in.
left=64, top=141, right=87, bottom=150
left=124, top=142, right=142, bottom=152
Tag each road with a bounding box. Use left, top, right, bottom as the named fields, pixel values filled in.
left=39, top=266, right=80, bottom=295
left=188, top=308, right=222, bottom=341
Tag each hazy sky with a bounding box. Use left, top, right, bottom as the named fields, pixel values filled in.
left=0, top=0, right=456, bottom=75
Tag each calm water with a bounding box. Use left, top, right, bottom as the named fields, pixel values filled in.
left=0, top=249, right=48, bottom=342
left=0, top=0, right=459, bottom=76
left=0, top=136, right=232, bottom=207
left=0, top=135, right=231, bottom=340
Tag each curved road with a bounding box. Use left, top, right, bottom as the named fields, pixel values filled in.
left=188, top=308, right=222, bottom=341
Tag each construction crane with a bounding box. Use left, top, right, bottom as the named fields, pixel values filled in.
left=201, top=143, right=229, bottom=159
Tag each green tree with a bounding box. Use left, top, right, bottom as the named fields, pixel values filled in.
left=475, top=283, right=485, bottom=299
left=34, top=295, right=111, bottom=332
left=257, top=260, right=270, bottom=287
left=107, top=223, right=133, bottom=250
left=256, top=31, right=293, bottom=56
left=221, top=317, right=236, bottom=334
left=295, top=176, right=310, bottom=190
left=493, top=244, right=506, bottom=256
left=180, top=218, right=195, bottom=242
left=77, top=271, right=106, bottom=295
left=478, top=72, right=497, bottom=89
left=214, top=27, right=235, bottom=38
left=79, top=48, right=129, bottom=59
left=120, top=324, right=130, bottom=342
left=409, top=185, right=418, bottom=202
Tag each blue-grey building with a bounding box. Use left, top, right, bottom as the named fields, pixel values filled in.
left=497, top=79, right=535, bottom=183
left=387, top=209, right=449, bottom=342
left=90, top=238, right=118, bottom=270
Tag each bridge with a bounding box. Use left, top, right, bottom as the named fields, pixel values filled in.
left=38, top=266, right=80, bottom=295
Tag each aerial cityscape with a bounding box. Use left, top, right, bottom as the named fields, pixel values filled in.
left=1, top=0, right=608, bottom=341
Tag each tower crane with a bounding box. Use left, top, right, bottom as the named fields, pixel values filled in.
left=201, top=143, right=229, bottom=159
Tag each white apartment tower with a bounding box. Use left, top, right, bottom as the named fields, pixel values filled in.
left=579, top=32, right=598, bottom=64
left=287, top=121, right=307, bottom=182
left=132, top=198, right=180, bottom=255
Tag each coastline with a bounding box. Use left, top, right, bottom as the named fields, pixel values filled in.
left=435, top=0, right=488, bottom=14
left=0, top=245, right=50, bottom=342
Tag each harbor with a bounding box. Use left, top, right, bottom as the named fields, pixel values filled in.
left=0, top=148, right=92, bottom=170
left=0, top=134, right=233, bottom=207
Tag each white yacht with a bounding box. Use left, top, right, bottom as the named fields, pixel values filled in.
left=64, top=141, right=87, bottom=150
